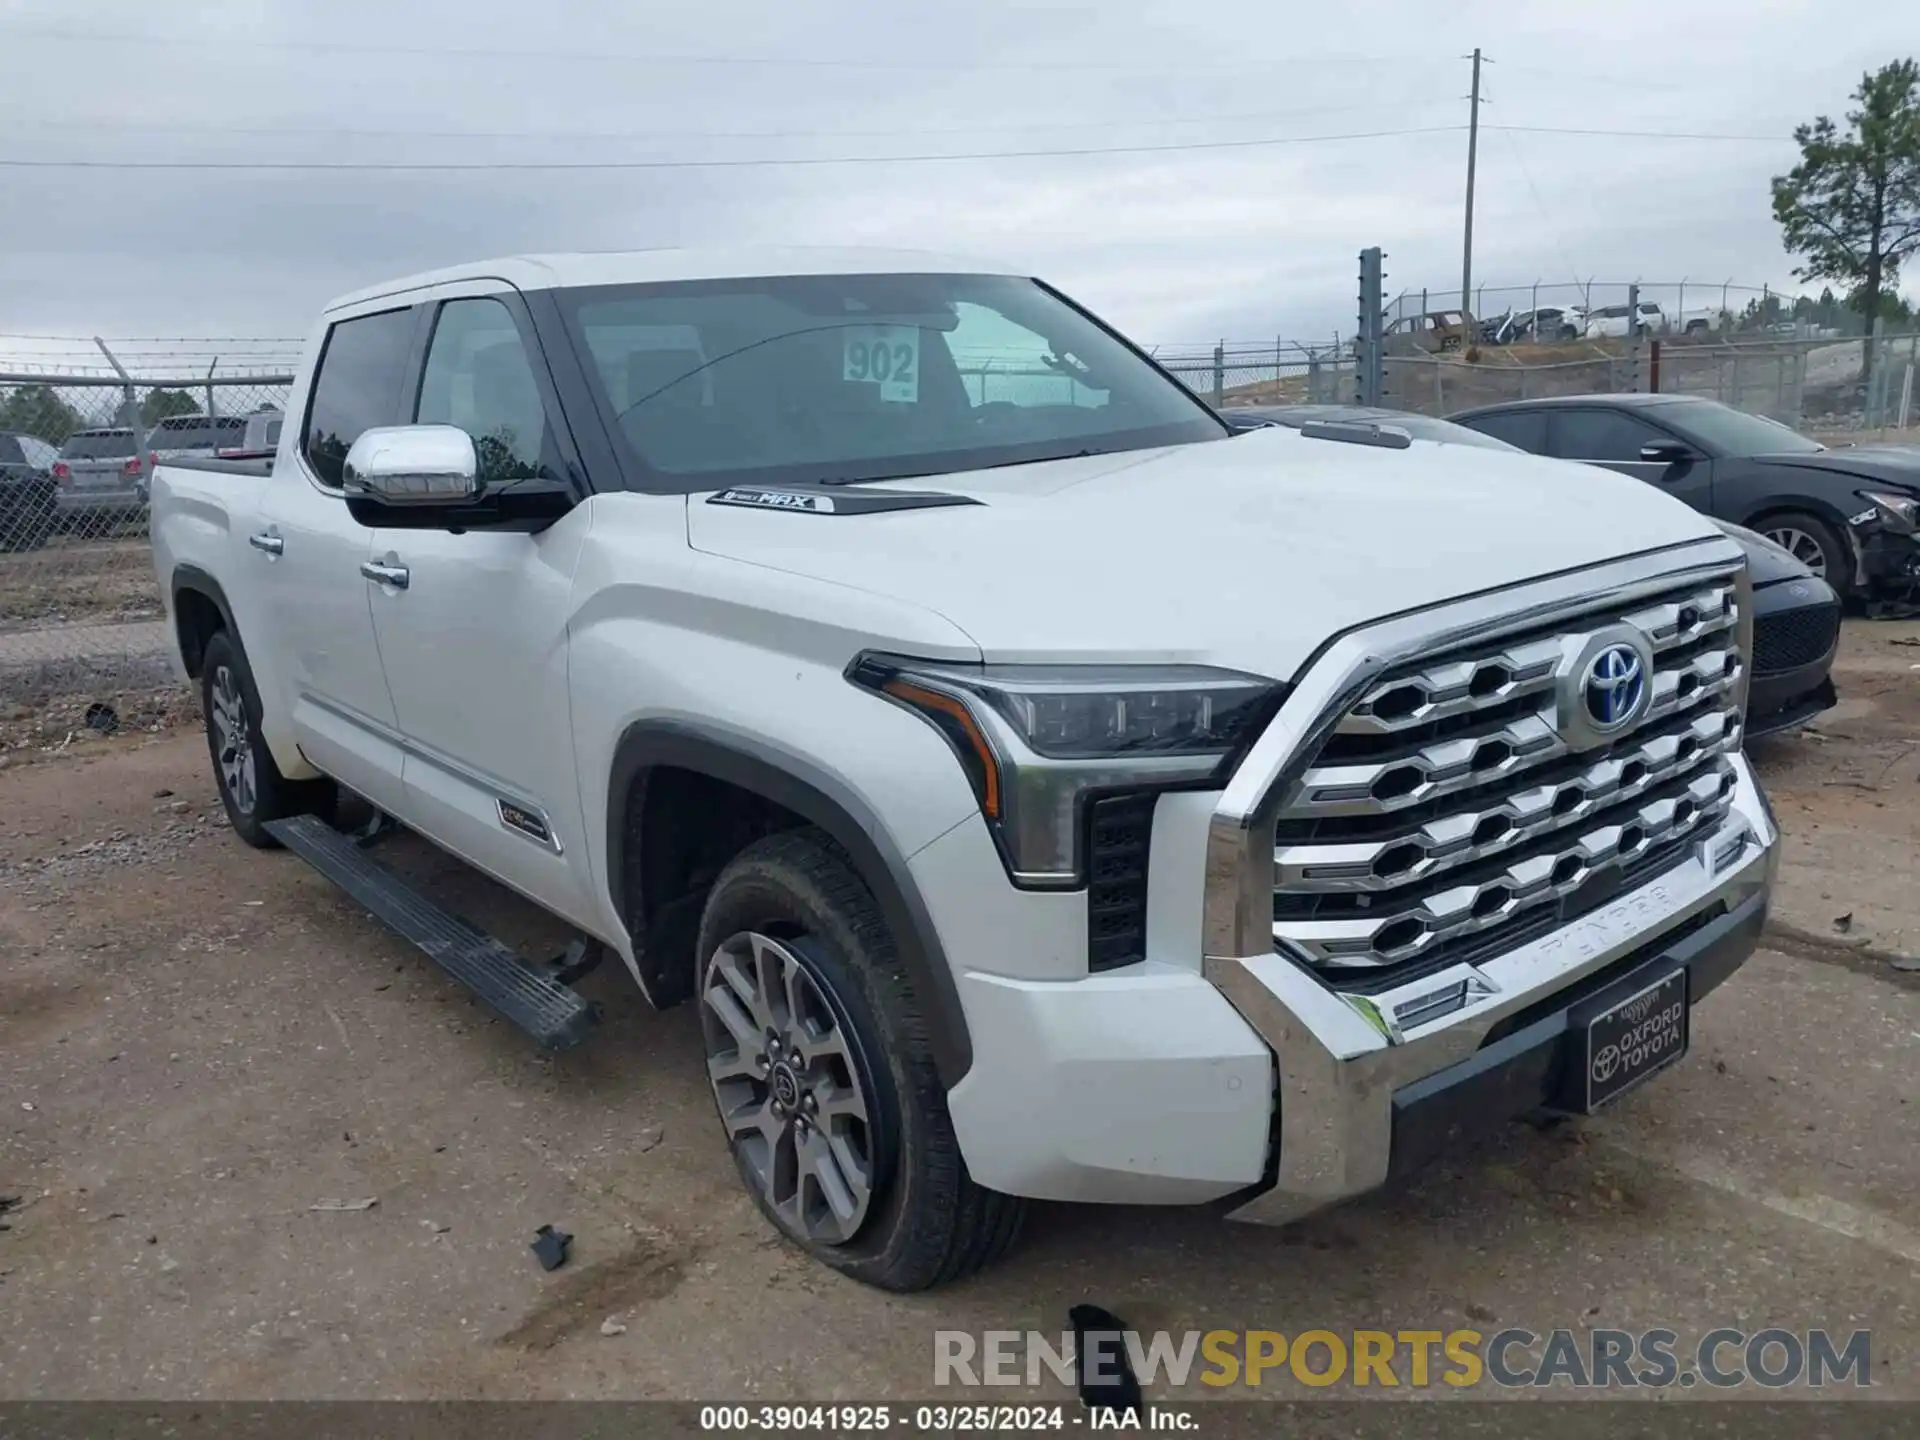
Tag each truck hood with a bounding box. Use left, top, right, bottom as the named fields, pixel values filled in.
left=686, top=428, right=1728, bottom=678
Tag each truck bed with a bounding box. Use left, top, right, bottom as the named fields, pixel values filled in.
left=158, top=453, right=276, bottom=477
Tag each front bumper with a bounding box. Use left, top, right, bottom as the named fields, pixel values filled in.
left=1385, top=876, right=1765, bottom=1181
left=1194, top=541, right=1775, bottom=1226
left=1208, top=756, right=1777, bottom=1224
left=1746, top=673, right=1836, bottom=738
left=1860, top=528, right=1920, bottom=593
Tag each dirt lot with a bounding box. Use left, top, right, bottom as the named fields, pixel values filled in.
left=2, top=625, right=1918, bottom=1405
left=0, top=537, right=160, bottom=633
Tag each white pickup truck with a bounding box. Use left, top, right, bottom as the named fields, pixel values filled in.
left=150, top=248, right=1779, bottom=1290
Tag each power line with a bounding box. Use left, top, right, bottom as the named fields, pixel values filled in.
left=1488, top=123, right=1789, bottom=143
left=0, top=124, right=1469, bottom=171
left=1, top=25, right=1422, bottom=74
left=0, top=97, right=1460, bottom=145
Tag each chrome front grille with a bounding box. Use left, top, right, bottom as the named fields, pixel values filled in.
left=1271, top=579, right=1744, bottom=974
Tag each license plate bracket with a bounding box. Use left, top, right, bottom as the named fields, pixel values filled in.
left=1576, top=967, right=1689, bottom=1111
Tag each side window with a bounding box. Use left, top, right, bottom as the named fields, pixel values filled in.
left=942, top=300, right=1110, bottom=411
left=302, top=307, right=416, bottom=488
left=1461, top=410, right=1549, bottom=454
left=1551, top=410, right=1667, bottom=463
left=414, top=297, right=560, bottom=483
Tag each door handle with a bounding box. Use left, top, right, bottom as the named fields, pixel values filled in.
left=361, top=559, right=410, bottom=590
left=248, top=531, right=284, bottom=556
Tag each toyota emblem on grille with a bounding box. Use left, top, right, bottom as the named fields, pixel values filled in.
left=1555, top=627, right=1656, bottom=752
left=1584, top=644, right=1647, bottom=729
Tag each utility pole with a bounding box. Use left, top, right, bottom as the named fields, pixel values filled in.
left=1461, top=47, right=1484, bottom=318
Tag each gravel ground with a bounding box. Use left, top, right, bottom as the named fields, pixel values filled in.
left=1, top=623, right=1917, bottom=1407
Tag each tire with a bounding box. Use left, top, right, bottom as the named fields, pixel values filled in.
left=694, top=829, right=1024, bottom=1291
left=1753, top=510, right=1851, bottom=593
left=199, top=629, right=336, bottom=848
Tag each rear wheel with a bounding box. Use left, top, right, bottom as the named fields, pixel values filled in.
left=200, top=630, right=335, bottom=847
left=1756, top=511, right=1849, bottom=592
left=695, top=829, right=1024, bottom=1290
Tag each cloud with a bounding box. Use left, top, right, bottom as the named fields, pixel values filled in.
left=1, top=0, right=1914, bottom=350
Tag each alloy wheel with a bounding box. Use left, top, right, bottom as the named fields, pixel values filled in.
left=700, top=931, right=876, bottom=1245
left=1763, top=526, right=1827, bottom=578
left=209, top=664, right=257, bottom=815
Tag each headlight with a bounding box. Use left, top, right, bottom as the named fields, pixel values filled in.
left=848, top=653, right=1287, bottom=887
left=1859, top=490, right=1919, bottom=530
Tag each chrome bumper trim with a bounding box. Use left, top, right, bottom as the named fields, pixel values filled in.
left=1210, top=750, right=1776, bottom=1226
left=1199, top=540, right=1772, bottom=1226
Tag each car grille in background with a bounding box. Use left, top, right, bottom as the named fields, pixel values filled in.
left=1268, top=577, right=1745, bottom=985
left=1086, top=792, right=1154, bottom=972
left=1752, top=600, right=1839, bottom=676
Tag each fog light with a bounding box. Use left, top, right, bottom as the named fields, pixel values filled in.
left=1709, top=823, right=1752, bottom=874
left=1394, top=979, right=1470, bottom=1031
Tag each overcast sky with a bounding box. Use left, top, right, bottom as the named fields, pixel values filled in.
left=1, top=0, right=1915, bottom=357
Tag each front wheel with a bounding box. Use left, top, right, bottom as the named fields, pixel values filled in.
left=199, top=629, right=335, bottom=847
left=695, top=830, right=1024, bottom=1290
left=1756, top=511, right=1851, bottom=593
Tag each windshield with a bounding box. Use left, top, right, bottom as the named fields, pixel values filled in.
left=1662, top=401, right=1825, bottom=456
left=557, top=273, right=1225, bottom=488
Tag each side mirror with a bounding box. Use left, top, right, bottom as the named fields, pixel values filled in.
left=1639, top=440, right=1695, bottom=465
left=342, top=425, right=478, bottom=506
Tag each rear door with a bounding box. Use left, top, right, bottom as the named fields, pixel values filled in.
left=1545, top=407, right=1715, bottom=511
left=254, top=304, right=418, bottom=812
left=363, top=282, right=600, bottom=926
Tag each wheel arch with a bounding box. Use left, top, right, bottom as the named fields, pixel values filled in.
left=1737, top=493, right=1864, bottom=591
left=169, top=564, right=241, bottom=679
left=605, top=718, right=973, bottom=1087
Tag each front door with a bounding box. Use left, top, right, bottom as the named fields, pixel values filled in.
left=365, top=292, right=599, bottom=928
left=257, top=305, right=418, bottom=814
left=1548, top=408, right=1715, bottom=513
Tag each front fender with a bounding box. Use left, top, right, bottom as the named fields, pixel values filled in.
left=602, top=718, right=976, bottom=1086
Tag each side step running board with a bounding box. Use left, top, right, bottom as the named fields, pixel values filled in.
left=265, top=813, right=599, bottom=1051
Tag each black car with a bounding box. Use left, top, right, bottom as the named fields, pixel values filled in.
left=1223, top=403, right=1840, bottom=738
left=0, top=430, right=60, bottom=552
left=1446, top=393, right=1920, bottom=603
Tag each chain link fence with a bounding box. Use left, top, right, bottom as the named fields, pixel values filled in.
left=1385, top=280, right=1859, bottom=342
left=1378, top=331, right=1920, bottom=433
left=1, top=369, right=291, bottom=751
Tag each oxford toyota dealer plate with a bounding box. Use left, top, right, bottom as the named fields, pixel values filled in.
left=1583, top=969, right=1689, bottom=1110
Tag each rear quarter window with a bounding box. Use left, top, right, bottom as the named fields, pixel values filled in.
left=302, top=307, right=417, bottom=487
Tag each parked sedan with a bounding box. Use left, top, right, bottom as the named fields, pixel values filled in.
left=0, top=431, right=60, bottom=551
left=1225, top=403, right=1840, bottom=737
left=1447, top=393, right=1920, bottom=603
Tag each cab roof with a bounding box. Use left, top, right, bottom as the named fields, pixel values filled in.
left=324, top=246, right=1022, bottom=315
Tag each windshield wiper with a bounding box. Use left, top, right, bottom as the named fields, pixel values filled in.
left=816, top=449, right=1112, bottom=485
left=971, top=447, right=1111, bottom=472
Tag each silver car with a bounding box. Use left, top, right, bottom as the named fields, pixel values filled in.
left=53, top=428, right=146, bottom=523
